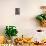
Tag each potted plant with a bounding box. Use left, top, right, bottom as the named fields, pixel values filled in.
left=36, top=14, right=46, bottom=26
left=5, top=26, right=18, bottom=43
left=36, top=6, right=46, bottom=27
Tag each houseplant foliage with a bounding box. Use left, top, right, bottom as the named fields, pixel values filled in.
left=36, top=14, right=46, bottom=21
left=5, top=26, right=18, bottom=39
left=36, top=14, right=46, bottom=27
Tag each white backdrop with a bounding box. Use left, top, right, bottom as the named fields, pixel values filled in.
left=0, top=0, right=46, bottom=41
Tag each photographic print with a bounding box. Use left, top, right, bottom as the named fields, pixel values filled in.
left=15, top=8, right=20, bottom=15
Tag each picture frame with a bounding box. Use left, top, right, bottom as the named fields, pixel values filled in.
left=15, top=8, right=20, bottom=15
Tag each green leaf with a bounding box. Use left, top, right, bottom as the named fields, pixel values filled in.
left=44, top=15, right=46, bottom=20
left=36, top=15, right=44, bottom=21
left=5, top=26, right=18, bottom=39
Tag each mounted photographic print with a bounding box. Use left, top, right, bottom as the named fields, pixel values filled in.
left=15, top=8, right=20, bottom=15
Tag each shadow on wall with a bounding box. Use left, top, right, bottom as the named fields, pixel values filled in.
left=30, top=16, right=40, bottom=27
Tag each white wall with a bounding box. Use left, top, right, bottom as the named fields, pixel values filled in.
left=0, top=0, right=46, bottom=40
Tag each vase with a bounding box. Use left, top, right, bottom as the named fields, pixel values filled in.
left=11, top=36, right=17, bottom=44
left=7, top=39, right=12, bottom=44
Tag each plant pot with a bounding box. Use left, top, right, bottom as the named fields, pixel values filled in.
left=40, top=20, right=46, bottom=27
left=11, top=36, right=17, bottom=44
left=7, top=39, right=12, bottom=44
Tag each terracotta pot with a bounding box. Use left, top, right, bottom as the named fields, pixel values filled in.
left=40, top=20, right=46, bottom=27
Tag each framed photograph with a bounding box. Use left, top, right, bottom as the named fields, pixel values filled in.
left=15, top=8, right=20, bottom=15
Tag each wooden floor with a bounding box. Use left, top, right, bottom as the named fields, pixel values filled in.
left=0, top=43, right=45, bottom=46
left=0, top=43, right=46, bottom=46
left=14, top=43, right=46, bottom=46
